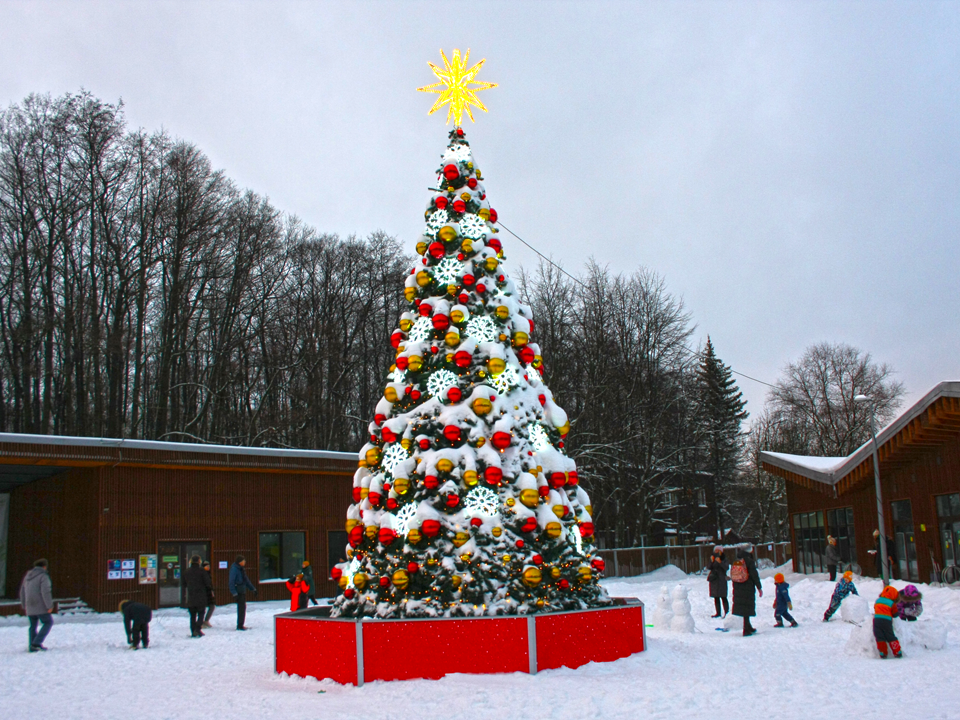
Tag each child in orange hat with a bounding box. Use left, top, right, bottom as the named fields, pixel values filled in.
left=873, top=585, right=903, bottom=658
left=772, top=573, right=798, bottom=628
left=823, top=570, right=859, bottom=622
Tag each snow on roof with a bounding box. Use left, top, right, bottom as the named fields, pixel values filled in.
left=0, top=431, right=356, bottom=461
left=760, top=380, right=960, bottom=488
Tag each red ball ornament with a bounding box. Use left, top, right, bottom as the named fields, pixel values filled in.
left=484, top=466, right=503, bottom=485
left=470, top=517, right=483, bottom=528
left=381, top=427, right=397, bottom=443
left=591, top=557, right=605, bottom=572
left=332, top=567, right=343, bottom=581
left=497, top=274, right=504, bottom=282
left=391, top=331, right=404, bottom=349
left=487, top=238, right=502, bottom=253
left=386, top=498, right=398, bottom=510
left=454, top=350, right=472, bottom=368
left=395, top=356, right=409, bottom=371
left=515, top=539, right=525, bottom=549
left=457, top=253, right=465, bottom=261
left=452, top=199, right=466, bottom=213
left=445, top=493, right=460, bottom=508
left=418, top=303, right=432, bottom=317
left=424, top=475, right=439, bottom=490
left=491, top=431, right=511, bottom=450
left=352, top=487, right=363, bottom=503
left=538, top=394, right=546, bottom=406
left=567, top=470, right=579, bottom=486
left=550, top=471, right=566, bottom=489
left=559, top=579, right=569, bottom=590
left=579, top=522, right=595, bottom=537
left=443, top=425, right=462, bottom=443
left=456, top=127, right=464, bottom=137
left=519, top=347, right=535, bottom=365
left=558, top=441, right=564, bottom=449
left=532, top=554, right=543, bottom=566
left=488, top=208, right=498, bottom=223
left=429, top=242, right=445, bottom=258
left=431, top=345, right=439, bottom=354
left=422, top=519, right=441, bottom=537
left=379, top=576, right=390, bottom=587
left=367, top=491, right=381, bottom=506
left=447, top=387, right=462, bottom=403
left=521, top=517, right=537, bottom=533
left=344, top=588, right=356, bottom=599
left=410, top=389, right=421, bottom=400
left=369, top=434, right=377, bottom=444
left=538, top=485, right=550, bottom=498
left=467, top=177, right=478, bottom=189
left=407, top=561, right=420, bottom=574
left=432, top=314, right=450, bottom=331
left=443, top=164, right=459, bottom=181
left=418, top=438, right=431, bottom=450
left=374, top=413, right=386, bottom=426
left=434, top=196, right=448, bottom=210
left=349, top=526, right=364, bottom=547
left=476, top=283, right=487, bottom=294
left=462, top=274, right=475, bottom=286
left=528, top=319, right=535, bottom=334
left=458, top=292, right=469, bottom=305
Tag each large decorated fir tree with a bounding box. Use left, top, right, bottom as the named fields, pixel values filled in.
left=331, top=51, right=610, bottom=618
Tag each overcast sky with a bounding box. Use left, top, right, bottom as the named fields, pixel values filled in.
left=1, top=1, right=957, bottom=420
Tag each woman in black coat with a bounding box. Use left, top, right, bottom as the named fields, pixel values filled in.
left=707, top=546, right=729, bottom=618
left=731, top=545, right=763, bottom=636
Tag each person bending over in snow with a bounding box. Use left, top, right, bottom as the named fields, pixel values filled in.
left=823, top=570, right=859, bottom=622
left=772, top=573, right=798, bottom=628
left=286, top=573, right=307, bottom=612
left=119, top=599, right=152, bottom=649
left=896, top=585, right=923, bottom=621
left=873, top=586, right=902, bottom=659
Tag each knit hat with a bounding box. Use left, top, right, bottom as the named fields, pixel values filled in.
left=774, top=573, right=785, bottom=584
left=902, top=584, right=921, bottom=600
left=713, top=545, right=722, bottom=554
left=881, top=585, right=899, bottom=601
left=843, top=570, right=853, bottom=581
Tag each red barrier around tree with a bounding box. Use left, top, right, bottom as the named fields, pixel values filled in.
left=274, top=599, right=644, bottom=685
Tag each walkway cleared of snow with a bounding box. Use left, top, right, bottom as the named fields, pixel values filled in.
left=2, top=567, right=959, bottom=719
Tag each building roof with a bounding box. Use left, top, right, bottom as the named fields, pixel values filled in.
left=760, top=381, right=960, bottom=496
left=0, top=432, right=357, bottom=492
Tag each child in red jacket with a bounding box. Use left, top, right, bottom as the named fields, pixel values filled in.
left=873, top=585, right=902, bottom=659
left=286, top=574, right=306, bottom=612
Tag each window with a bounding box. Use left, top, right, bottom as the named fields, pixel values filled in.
left=792, top=511, right=825, bottom=574
left=890, top=500, right=919, bottom=582
left=259, top=532, right=306, bottom=581
left=662, top=491, right=678, bottom=507
left=936, top=493, right=960, bottom=568
left=697, top=489, right=707, bottom=507
left=327, top=530, right=348, bottom=579
left=826, top=507, right=857, bottom=566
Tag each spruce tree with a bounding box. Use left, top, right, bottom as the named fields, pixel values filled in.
left=697, top=337, right=747, bottom=542
left=331, top=128, right=610, bottom=618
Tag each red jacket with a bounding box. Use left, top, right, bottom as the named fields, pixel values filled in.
left=286, top=580, right=305, bottom=612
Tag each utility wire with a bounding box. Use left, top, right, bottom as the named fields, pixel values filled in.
left=496, top=221, right=777, bottom=390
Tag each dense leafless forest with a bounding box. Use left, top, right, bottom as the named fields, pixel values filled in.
left=0, top=92, right=906, bottom=545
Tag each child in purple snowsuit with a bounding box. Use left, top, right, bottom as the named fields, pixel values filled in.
left=896, top=585, right=923, bottom=621
left=823, top=571, right=858, bottom=622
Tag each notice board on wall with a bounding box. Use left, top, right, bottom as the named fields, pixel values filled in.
left=139, top=554, right=158, bottom=584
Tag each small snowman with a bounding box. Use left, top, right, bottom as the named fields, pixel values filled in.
left=670, top=584, right=696, bottom=633
left=652, top=585, right=674, bottom=629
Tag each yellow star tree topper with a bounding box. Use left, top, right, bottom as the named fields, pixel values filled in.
left=417, top=48, right=497, bottom=125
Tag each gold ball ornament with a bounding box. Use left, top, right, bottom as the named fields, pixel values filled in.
left=492, top=526, right=503, bottom=538
left=353, top=572, right=368, bottom=590
left=445, top=353, right=454, bottom=362
left=416, top=270, right=431, bottom=287
left=400, top=438, right=413, bottom=450
left=393, top=477, right=410, bottom=495
left=452, top=531, right=470, bottom=547
left=577, top=567, right=593, bottom=582
left=552, top=504, right=565, bottom=519
left=451, top=575, right=462, bottom=589
left=447, top=284, right=458, bottom=296
left=512, top=331, right=529, bottom=347
left=536, top=599, right=545, bottom=608
left=461, top=239, right=474, bottom=253
left=478, top=208, right=490, bottom=220
left=346, top=518, right=360, bottom=533
left=450, top=309, right=465, bottom=323
left=472, top=397, right=493, bottom=415
left=476, top=437, right=486, bottom=448
left=487, top=357, right=506, bottom=374
left=338, top=576, right=349, bottom=589
left=557, top=420, right=570, bottom=436
left=502, top=555, right=511, bottom=563
left=404, top=286, right=417, bottom=302
left=438, top=226, right=457, bottom=242
left=463, top=469, right=478, bottom=486
left=392, top=569, right=409, bottom=589
left=407, top=528, right=422, bottom=544
left=545, top=521, right=562, bottom=538
left=436, top=458, right=454, bottom=473
left=460, top=552, right=472, bottom=562
left=427, top=558, right=438, bottom=566
left=365, top=447, right=381, bottom=466
left=505, top=497, right=516, bottom=507
left=444, top=331, right=460, bottom=347
left=416, top=241, right=427, bottom=255
left=460, top=192, right=471, bottom=201
left=365, top=525, right=378, bottom=540
left=519, top=489, right=539, bottom=508
left=484, top=257, right=499, bottom=272
left=407, top=355, right=423, bottom=372
left=499, top=334, right=507, bottom=342
left=495, top=305, right=509, bottom=319
left=585, top=504, right=593, bottom=516
left=550, top=567, right=561, bottom=579
left=399, top=318, right=413, bottom=331
left=522, top=567, right=543, bottom=587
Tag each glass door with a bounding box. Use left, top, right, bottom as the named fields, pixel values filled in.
left=890, top=500, right=919, bottom=581
left=157, top=541, right=211, bottom=607
left=936, top=493, right=960, bottom=568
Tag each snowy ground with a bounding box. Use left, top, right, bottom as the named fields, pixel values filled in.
left=3, top=566, right=960, bottom=720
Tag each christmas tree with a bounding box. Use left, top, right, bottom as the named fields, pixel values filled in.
left=331, top=55, right=610, bottom=617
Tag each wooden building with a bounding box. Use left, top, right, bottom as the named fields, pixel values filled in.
left=760, top=382, right=960, bottom=583
left=0, top=433, right=355, bottom=612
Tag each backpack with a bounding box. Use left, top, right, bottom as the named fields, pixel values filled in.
left=730, top=560, right=749, bottom=583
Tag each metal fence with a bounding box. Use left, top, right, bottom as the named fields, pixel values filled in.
left=597, top=542, right=792, bottom=578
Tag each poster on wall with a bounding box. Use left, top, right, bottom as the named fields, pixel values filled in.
left=107, top=559, right=121, bottom=580
left=139, top=554, right=158, bottom=584
left=121, top=569, right=135, bottom=579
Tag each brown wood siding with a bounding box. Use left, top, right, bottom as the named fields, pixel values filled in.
left=786, top=433, right=960, bottom=582
left=6, top=467, right=99, bottom=600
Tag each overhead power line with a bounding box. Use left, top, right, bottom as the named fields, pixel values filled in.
left=495, top=221, right=777, bottom=390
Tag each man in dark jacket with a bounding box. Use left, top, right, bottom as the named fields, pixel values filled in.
left=228, top=555, right=257, bottom=630
left=19, top=558, right=54, bottom=652
left=201, top=561, right=216, bottom=628
left=119, top=599, right=153, bottom=649
left=301, top=560, right=319, bottom=606
left=182, top=555, right=211, bottom=637
left=707, top=546, right=729, bottom=618
left=731, top=545, right=763, bottom=636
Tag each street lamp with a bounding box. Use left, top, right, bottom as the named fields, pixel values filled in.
left=855, top=394, right=889, bottom=585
